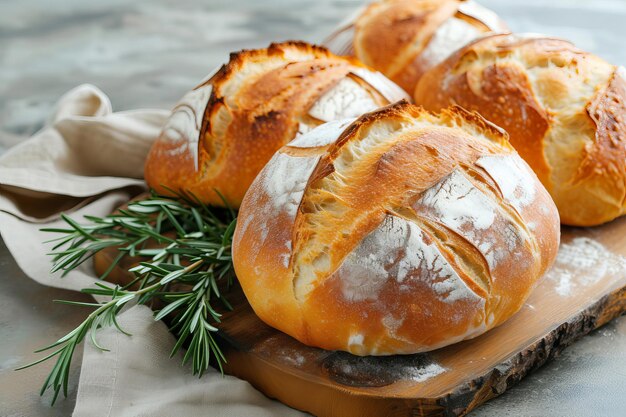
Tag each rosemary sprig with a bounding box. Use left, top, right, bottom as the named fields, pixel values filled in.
left=16, top=190, right=237, bottom=405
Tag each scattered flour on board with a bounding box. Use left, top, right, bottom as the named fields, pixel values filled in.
left=277, top=349, right=306, bottom=367
left=408, top=363, right=447, bottom=382
left=308, top=77, right=378, bottom=122
left=259, top=336, right=308, bottom=367
left=332, top=356, right=446, bottom=384
left=338, top=215, right=480, bottom=304
left=545, top=237, right=626, bottom=297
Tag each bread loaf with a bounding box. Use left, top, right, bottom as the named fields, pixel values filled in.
left=144, top=41, right=409, bottom=208
left=415, top=33, right=626, bottom=226
left=232, top=101, right=559, bottom=355
left=325, top=0, right=508, bottom=94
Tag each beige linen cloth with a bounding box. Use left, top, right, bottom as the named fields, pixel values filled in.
left=0, top=84, right=304, bottom=417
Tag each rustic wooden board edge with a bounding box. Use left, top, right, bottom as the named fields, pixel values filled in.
left=455, top=284, right=626, bottom=416
left=219, top=283, right=626, bottom=417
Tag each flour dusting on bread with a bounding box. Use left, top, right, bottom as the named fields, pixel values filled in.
left=261, top=153, right=319, bottom=217
left=477, top=155, right=537, bottom=213
left=233, top=102, right=560, bottom=356
left=253, top=121, right=352, bottom=269
left=290, top=118, right=355, bottom=148
left=349, top=67, right=412, bottom=103
left=161, top=83, right=212, bottom=169
left=252, top=153, right=321, bottom=269
left=146, top=41, right=406, bottom=208
left=418, top=169, right=496, bottom=231
left=457, top=0, right=508, bottom=32
left=414, top=169, right=527, bottom=270
left=419, top=18, right=482, bottom=70
left=338, top=215, right=480, bottom=304
left=341, top=0, right=508, bottom=93
left=308, top=77, right=378, bottom=122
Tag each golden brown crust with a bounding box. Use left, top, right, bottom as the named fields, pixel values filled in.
left=144, top=41, right=406, bottom=208
left=351, top=0, right=508, bottom=93
left=355, top=0, right=457, bottom=83
left=233, top=102, right=560, bottom=355
left=416, top=38, right=553, bottom=184
left=415, top=33, right=626, bottom=226
left=573, top=68, right=626, bottom=224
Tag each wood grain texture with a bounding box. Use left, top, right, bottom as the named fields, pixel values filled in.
left=95, top=216, right=626, bottom=417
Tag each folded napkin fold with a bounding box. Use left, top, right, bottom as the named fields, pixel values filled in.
left=0, top=84, right=304, bottom=417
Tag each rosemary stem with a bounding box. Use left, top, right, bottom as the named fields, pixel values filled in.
left=19, top=190, right=237, bottom=405
left=87, top=281, right=160, bottom=319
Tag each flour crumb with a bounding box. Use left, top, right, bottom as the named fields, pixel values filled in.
left=409, top=363, right=447, bottom=382
left=545, top=237, right=626, bottom=297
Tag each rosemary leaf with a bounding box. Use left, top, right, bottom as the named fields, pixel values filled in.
left=17, top=190, right=237, bottom=404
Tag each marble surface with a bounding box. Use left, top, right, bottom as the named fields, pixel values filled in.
left=1, top=0, right=626, bottom=416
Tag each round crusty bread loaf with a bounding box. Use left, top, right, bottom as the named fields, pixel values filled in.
left=232, top=101, right=560, bottom=355
left=415, top=33, right=626, bottom=226
left=144, top=41, right=409, bottom=208
left=325, top=0, right=508, bottom=94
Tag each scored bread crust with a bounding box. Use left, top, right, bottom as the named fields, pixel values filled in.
left=346, top=0, right=508, bottom=94
left=144, top=41, right=409, bottom=208
left=232, top=101, right=559, bottom=355
left=415, top=33, right=626, bottom=226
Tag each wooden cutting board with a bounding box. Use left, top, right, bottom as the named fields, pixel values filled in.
left=97, top=216, right=626, bottom=417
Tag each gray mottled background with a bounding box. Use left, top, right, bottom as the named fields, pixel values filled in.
left=1, top=0, right=626, bottom=416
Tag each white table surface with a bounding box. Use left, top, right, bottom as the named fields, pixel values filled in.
left=1, top=0, right=626, bottom=416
